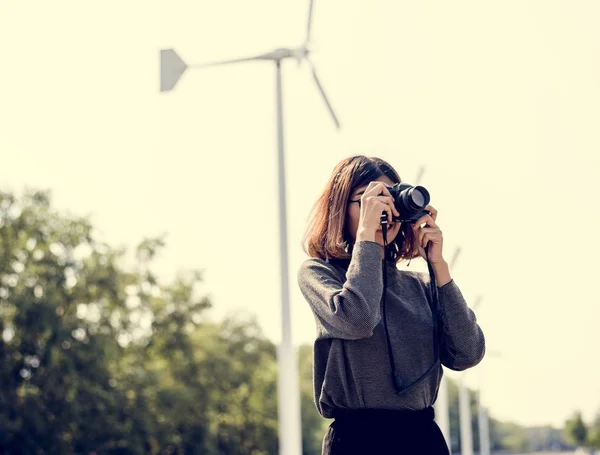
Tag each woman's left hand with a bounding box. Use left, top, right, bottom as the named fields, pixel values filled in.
left=413, top=205, right=445, bottom=264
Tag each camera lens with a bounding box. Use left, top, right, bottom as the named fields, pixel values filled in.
left=410, top=189, right=426, bottom=207
left=389, top=183, right=431, bottom=221
left=403, top=186, right=429, bottom=210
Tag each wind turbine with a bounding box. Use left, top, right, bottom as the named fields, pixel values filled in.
left=160, top=2, right=340, bottom=455
left=160, top=2, right=340, bottom=130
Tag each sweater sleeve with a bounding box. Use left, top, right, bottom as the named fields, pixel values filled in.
left=297, top=241, right=384, bottom=340
left=434, top=279, right=486, bottom=371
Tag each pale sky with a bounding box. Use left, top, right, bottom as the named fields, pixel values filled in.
left=1, top=0, right=599, bottom=429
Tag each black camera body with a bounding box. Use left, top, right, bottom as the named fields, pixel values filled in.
left=387, top=183, right=431, bottom=223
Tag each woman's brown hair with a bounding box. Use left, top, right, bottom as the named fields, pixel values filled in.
left=302, top=155, right=421, bottom=263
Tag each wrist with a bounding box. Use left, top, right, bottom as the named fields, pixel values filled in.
left=356, top=228, right=377, bottom=243
left=431, top=260, right=452, bottom=287
left=430, top=259, right=448, bottom=268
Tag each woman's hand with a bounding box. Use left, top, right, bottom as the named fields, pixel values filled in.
left=356, top=182, right=399, bottom=238
left=413, top=205, right=452, bottom=287
left=413, top=205, right=445, bottom=264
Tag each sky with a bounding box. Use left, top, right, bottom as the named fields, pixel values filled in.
left=1, top=0, right=600, bottom=429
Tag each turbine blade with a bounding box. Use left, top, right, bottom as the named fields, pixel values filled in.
left=449, top=247, right=461, bottom=269
left=415, top=166, right=425, bottom=185
left=472, top=295, right=484, bottom=311
left=310, top=62, right=340, bottom=129
left=306, top=0, right=315, bottom=44
left=190, top=52, right=272, bottom=69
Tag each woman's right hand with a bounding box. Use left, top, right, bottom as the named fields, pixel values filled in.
left=356, top=182, right=399, bottom=241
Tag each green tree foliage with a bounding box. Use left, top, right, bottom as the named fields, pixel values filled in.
left=491, top=420, right=530, bottom=453
left=0, top=189, right=280, bottom=454
left=298, top=345, right=330, bottom=455
left=0, top=189, right=141, bottom=452
left=563, top=409, right=600, bottom=451
left=565, top=411, right=588, bottom=448
left=524, top=425, right=570, bottom=452
left=588, top=411, right=600, bottom=450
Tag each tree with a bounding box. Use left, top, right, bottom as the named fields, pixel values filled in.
left=298, top=344, right=330, bottom=455
left=0, top=189, right=144, bottom=453
left=586, top=410, right=600, bottom=450
left=193, top=314, right=279, bottom=455
left=565, top=411, right=588, bottom=448
left=0, top=189, right=280, bottom=454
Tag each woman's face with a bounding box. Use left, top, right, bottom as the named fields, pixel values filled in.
left=345, top=175, right=402, bottom=247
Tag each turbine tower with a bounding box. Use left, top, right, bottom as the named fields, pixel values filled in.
left=160, top=2, right=340, bottom=454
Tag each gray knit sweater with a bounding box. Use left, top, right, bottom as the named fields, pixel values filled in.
left=297, top=240, right=485, bottom=419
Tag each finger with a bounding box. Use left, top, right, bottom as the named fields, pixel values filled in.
left=365, top=195, right=398, bottom=219
left=371, top=200, right=393, bottom=225
left=362, top=181, right=381, bottom=195
left=414, top=214, right=438, bottom=229
left=351, top=182, right=386, bottom=205
left=419, top=229, right=430, bottom=248
left=424, top=232, right=442, bottom=249
left=383, top=202, right=394, bottom=225
left=425, top=205, right=438, bottom=221
left=375, top=195, right=400, bottom=217
left=364, top=195, right=393, bottom=209
left=364, top=181, right=393, bottom=199
left=421, top=233, right=435, bottom=249
left=418, top=228, right=442, bottom=247
left=421, top=232, right=435, bottom=248
left=413, top=215, right=437, bottom=231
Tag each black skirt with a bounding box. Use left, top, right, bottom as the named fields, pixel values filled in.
left=322, top=407, right=449, bottom=455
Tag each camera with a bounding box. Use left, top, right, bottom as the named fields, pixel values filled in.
left=387, top=183, right=431, bottom=223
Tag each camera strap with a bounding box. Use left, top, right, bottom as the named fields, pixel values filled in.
left=381, top=216, right=441, bottom=395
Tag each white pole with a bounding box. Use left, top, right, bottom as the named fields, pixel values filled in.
left=477, top=391, right=484, bottom=455
left=275, top=60, right=303, bottom=455
left=477, top=358, right=491, bottom=455
left=434, top=246, right=460, bottom=453
left=477, top=391, right=491, bottom=455
left=435, top=376, right=451, bottom=453
left=482, top=409, right=491, bottom=455
left=473, top=296, right=490, bottom=455
left=459, top=377, right=473, bottom=455
left=415, top=164, right=450, bottom=451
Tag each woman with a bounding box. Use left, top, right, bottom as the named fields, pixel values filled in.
left=297, top=155, right=485, bottom=454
